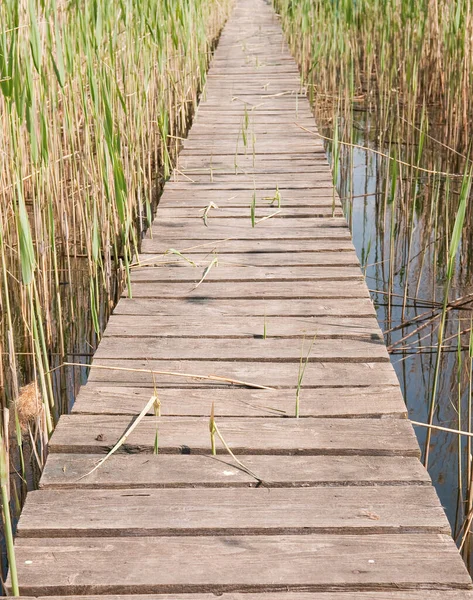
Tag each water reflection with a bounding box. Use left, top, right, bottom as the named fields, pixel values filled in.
left=332, top=129, right=473, bottom=552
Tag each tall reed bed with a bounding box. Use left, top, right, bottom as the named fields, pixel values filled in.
left=0, top=0, right=231, bottom=581
left=275, top=0, right=473, bottom=152
left=274, top=0, right=473, bottom=570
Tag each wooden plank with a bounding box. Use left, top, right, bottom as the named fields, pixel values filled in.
left=183, top=130, right=318, bottom=140
left=40, top=454, right=430, bottom=489
left=162, top=182, right=335, bottom=192
left=148, top=226, right=349, bottom=240
left=113, top=298, right=377, bottom=317
left=176, top=153, right=324, bottom=162
left=148, top=229, right=350, bottom=241
left=191, top=114, right=317, bottom=122
left=141, top=239, right=356, bottom=254
left=157, top=186, right=341, bottom=202
left=155, top=201, right=343, bottom=211
left=205, top=82, right=300, bottom=87
left=14, top=593, right=473, bottom=600
left=186, top=128, right=317, bottom=136
left=103, top=315, right=379, bottom=338
left=123, top=280, right=371, bottom=299
left=93, top=337, right=390, bottom=363
left=48, top=416, right=420, bottom=456
left=72, top=385, right=405, bottom=418
left=9, top=534, right=472, bottom=594
left=129, top=266, right=364, bottom=283
left=188, top=112, right=317, bottom=119
left=86, top=359, right=400, bottom=388
left=131, top=263, right=361, bottom=278
left=150, top=216, right=348, bottom=230
left=155, top=207, right=344, bottom=218
left=136, top=251, right=360, bottom=267
left=191, top=104, right=312, bottom=112
left=172, top=172, right=334, bottom=185
left=174, top=163, right=331, bottom=176
left=18, top=486, right=449, bottom=537
left=192, top=99, right=311, bottom=107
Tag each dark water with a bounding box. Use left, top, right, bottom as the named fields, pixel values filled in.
left=330, top=125, right=473, bottom=546
left=0, top=259, right=121, bottom=580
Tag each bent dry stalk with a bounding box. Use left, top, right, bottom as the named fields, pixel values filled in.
left=295, top=336, right=316, bottom=418
left=208, top=404, right=265, bottom=485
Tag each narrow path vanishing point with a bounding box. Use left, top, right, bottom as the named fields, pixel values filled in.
left=9, top=0, right=473, bottom=597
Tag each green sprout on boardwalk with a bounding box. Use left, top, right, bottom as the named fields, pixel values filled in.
left=295, top=336, right=316, bottom=418
left=201, top=202, right=219, bottom=227
left=250, top=192, right=257, bottom=227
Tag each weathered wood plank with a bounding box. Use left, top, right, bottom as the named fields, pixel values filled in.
left=93, top=337, right=390, bottom=363
left=123, top=280, right=371, bottom=299
left=141, top=238, right=357, bottom=254
left=162, top=183, right=335, bottom=193
left=157, top=193, right=342, bottom=207
left=103, top=315, right=379, bottom=338
left=86, top=359, right=400, bottom=388
left=112, top=298, right=378, bottom=317
left=18, top=486, right=449, bottom=537
left=148, top=229, right=351, bottom=242
left=136, top=251, right=360, bottom=267
left=14, top=593, right=473, bottom=600
left=40, top=454, right=430, bottom=489
left=172, top=172, right=334, bottom=184
left=176, top=157, right=324, bottom=167
left=9, top=534, right=471, bottom=594
left=155, top=206, right=344, bottom=218
left=129, top=266, right=363, bottom=284
left=151, top=216, right=349, bottom=230
left=190, top=104, right=313, bottom=113
left=157, top=187, right=342, bottom=204
left=176, top=138, right=318, bottom=148
left=72, top=385, right=405, bottom=418
left=48, top=416, right=420, bottom=456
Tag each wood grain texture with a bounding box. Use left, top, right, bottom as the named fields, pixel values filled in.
left=40, top=454, right=429, bottom=489
left=149, top=218, right=349, bottom=237
left=156, top=187, right=340, bottom=204
left=86, top=359, right=400, bottom=388
left=155, top=206, right=345, bottom=217
left=18, top=486, right=449, bottom=537
left=48, top=416, right=420, bottom=456
left=112, top=298, right=378, bottom=317
left=141, top=238, right=357, bottom=253
left=129, top=265, right=364, bottom=283
left=9, top=534, right=472, bottom=595
left=71, top=385, right=406, bottom=417
left=122, top=280, right=371, bottom=300
left=93, top=337, right=390, bottom=363
left=13, top=593, right=473, bottom=600
left=103, top=315, right=380, bottom=339
left=136, top=252, right=361, bottom=267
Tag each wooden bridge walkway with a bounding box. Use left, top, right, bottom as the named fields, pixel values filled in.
left=10, top=0, right=473, bottom=597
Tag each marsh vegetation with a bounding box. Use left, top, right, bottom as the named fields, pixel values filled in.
left=0, top=0, right=231, bottom=582
left=275, top=0, right=473, bottom=567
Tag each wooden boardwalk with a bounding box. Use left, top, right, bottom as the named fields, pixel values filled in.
left=10, top=0, right=473, bottom=597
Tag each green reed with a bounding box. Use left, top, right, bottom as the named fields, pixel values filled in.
left=274, top=0, right=473, bottom=570
left=0, top=0, right=231, bottom=584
